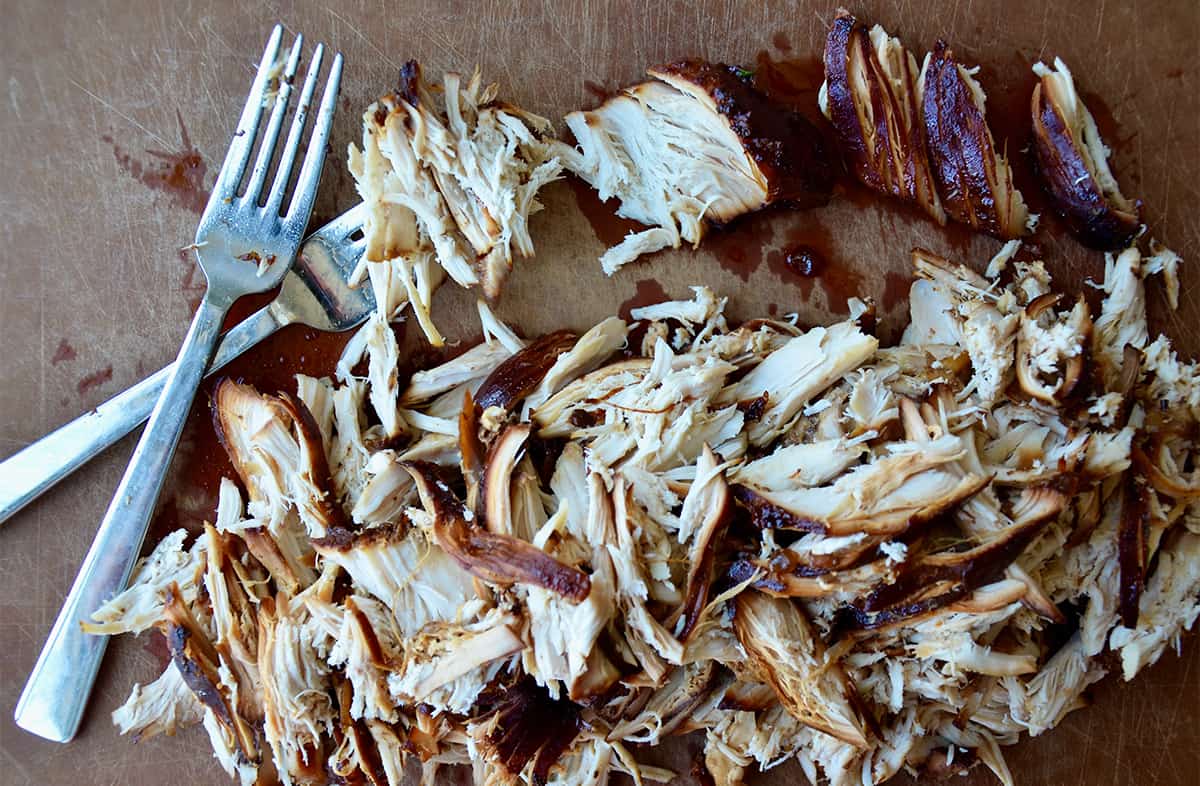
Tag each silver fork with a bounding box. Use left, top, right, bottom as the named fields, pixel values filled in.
left=14, top=25, right=343, bottom=743
left=0, top=206, right=371, bottom=527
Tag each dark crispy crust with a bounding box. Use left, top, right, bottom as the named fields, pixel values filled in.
left=730, top=483, right=825, bottom=532
left=822, top=11, right=942, bottom=220
left=162, top=585, right=259, bottom=761
left=471, top=676, right=583, bottom=781
left=402, top=461, right=591, bottom=601
left=860, top=515, right=1053, bottom=613
left=334, top=680, right=389, bottom=786
left=1031, top=78, right=1139, bottom=249
left=475, top=331, right=578, bottom=413
left=651, top=59, right=834, bottom=208
left=396, top=60, right=422, bottom=109
left=312, top=519, right=405, bottom=553
left=921, top=41, right=1025, bottom=239
left=835, top=497, right=1062, bottom=633
left=459, top=389, right=485, bottom=514
left=1117, top=478, right=1149, bottom=628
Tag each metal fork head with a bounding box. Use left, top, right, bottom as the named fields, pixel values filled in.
left=274, top=205, right=375, bottom=332
left=194, top=25, right=344, bottom=303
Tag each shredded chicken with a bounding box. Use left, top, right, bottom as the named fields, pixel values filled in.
left=349, top=61, right=563, bottom=344
left=93, top=50, right=1194, bottom=786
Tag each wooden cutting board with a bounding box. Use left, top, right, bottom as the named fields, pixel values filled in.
left=1, top=1, right=1196, bottom=784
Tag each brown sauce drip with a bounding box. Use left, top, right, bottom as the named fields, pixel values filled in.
left=765, top=223, right=862, bottom=314
left=618, top=278, right=669, bottom=322
left=567, top=176, right=646, bottom=248
left=782, top=245, right=823, bottom=277
left=52, top=339, right=77, bottom=365
left=104, top=109, right=208, bottom=215
left=77, top=366, right=113, bottom=396
left=708, top=211, right=777, bottom=281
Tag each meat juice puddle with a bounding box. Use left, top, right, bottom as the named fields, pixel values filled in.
left=567, top=175, right=647, bottom=248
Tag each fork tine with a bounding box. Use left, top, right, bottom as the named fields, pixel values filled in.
left=242, top=33, right=304, bottom=205
left=263, top=43, right=325, bottom=216
left=211, top=24, right=284, bottom=202
left=284, top=52, right=344, bottom=224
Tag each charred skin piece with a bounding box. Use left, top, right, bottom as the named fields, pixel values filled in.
left=1031, top=58, right=1140, bottom=249
left=403, top=460, right=591, bottom=601
left=1118, top=477, right=1150, bottom=628
left=471, top=676, right=583, bottom=781
left=651, top=59, right=834, bottom=209
left=821, top=11, right=944, bottom=222
left=475, top=330, right=578, bottom=414
left=161, top=585, right=259, bottom=762
left=921, top=40, right=1032, bottom=239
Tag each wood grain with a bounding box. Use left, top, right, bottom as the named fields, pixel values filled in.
left=0, top=1, right=1197, bottom=784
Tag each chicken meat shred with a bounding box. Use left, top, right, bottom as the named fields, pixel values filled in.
left=555, top=60, right=831, bottom=273
left=96, top=226, right=1193, bottom=785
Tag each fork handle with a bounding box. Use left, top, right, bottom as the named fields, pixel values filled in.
left=0, top=304, right=285, bottom=528
left=15, top=293, right=232, bottom=743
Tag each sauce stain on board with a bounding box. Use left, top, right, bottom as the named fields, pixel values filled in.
left=51, top=339, right=77, bottom=365
left=882, top=271, right=912, bottom=313
left=618, top=278, right=669, bottom=321
left=765, top=222, right=864, bottom=313
left=77, top=366, right=113, bottom=395
left=104, top=109, right=208, bottom=215
left=708, top=211, right=777, bottom=282
left=568, top=175, right=646, bottom=247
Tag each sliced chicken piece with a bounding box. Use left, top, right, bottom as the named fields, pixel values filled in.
left=388, top=609, right=524, bottom=714
left=523, top=316, right=628, bottom=417
left=1032, top=58, right=1140, bottom=249
left=821, top=11, right=944, bottom=222
left=558, top=59, right=832, bottom=273
left=326, top=595, right=403, bottom=722
left=733, top=592, right=869, bottom=747
left=400, top=339, right=516, bottom=405
left=111, top=661, right=203, bottom=740
left=910, top=248, right=1018, bottom=404
left=258, top=593, right=335, bottom=786
left=732, top=438, right=868, bottom=493
left=720, top=320, right=877, bottom=446
left=734, top=434, right=985, bottom=536
left=160, top=584, right=261, bottom=766
left=214, top=379, right=347, bottom=539
left=403, top=461, right=591, bottom=601
left=84, top=529, right=205, bottom=635
left=1109, top=530, right=1200, bottom=680
left=920, top=41, right=1033, bottom=238
left=203, top=524, right=265, bottom=722
left=312, top=521, right=477, bottom=638
left=1093, top=247, right=1150, bottom=388
left=1015, top=293, right=1090, bottom=405
left=351, top=61, right=563, bottom=314
left=338, top=314, right=407, bottom=439
left=673, top=446, right=733, bottom=643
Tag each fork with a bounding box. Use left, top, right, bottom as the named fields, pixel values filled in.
left=0, top=206, right=371, bottom=528
left=14, top=25, right=343, bottom=743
